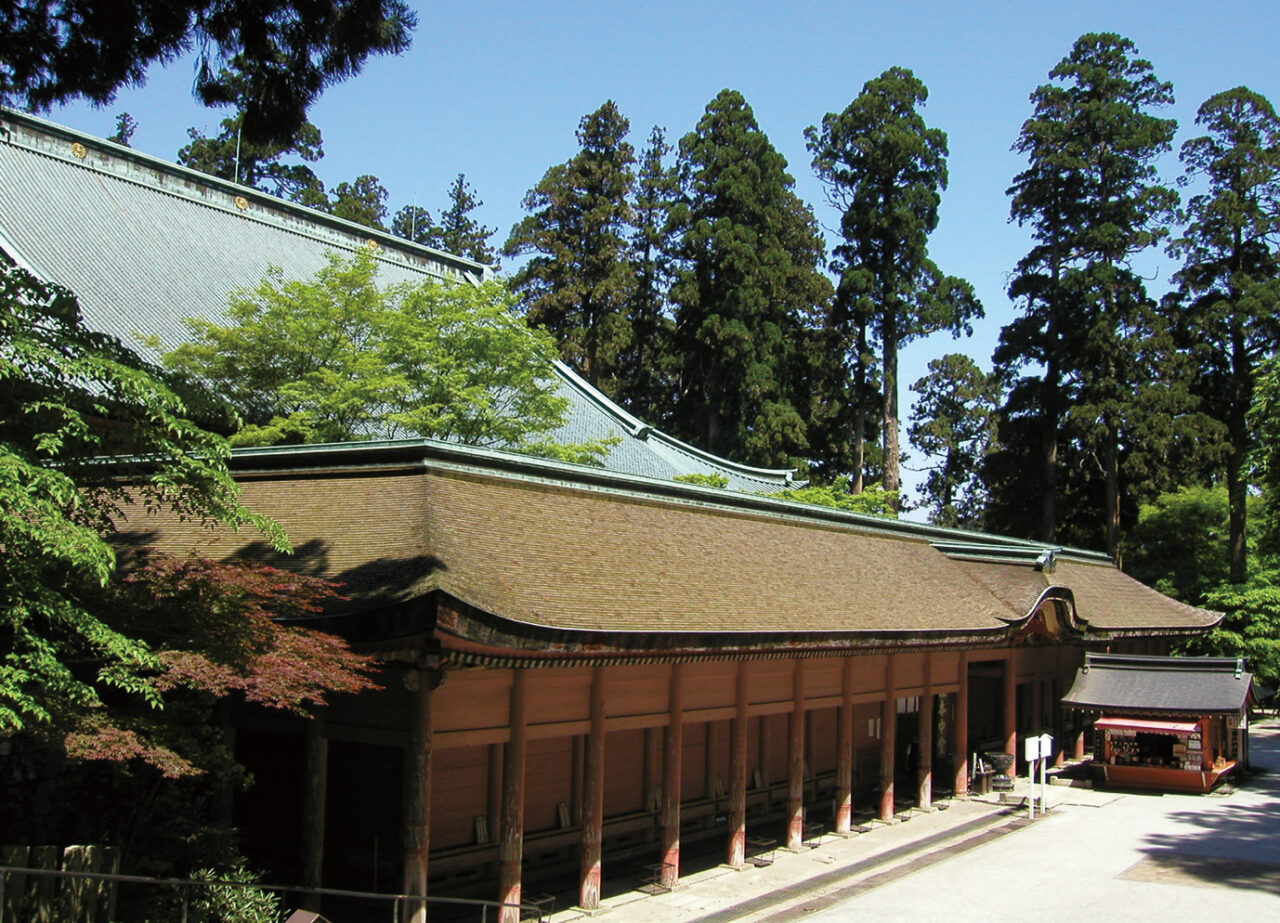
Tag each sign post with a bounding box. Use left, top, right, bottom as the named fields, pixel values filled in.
left=1022, top=733, right=1054, bottom=819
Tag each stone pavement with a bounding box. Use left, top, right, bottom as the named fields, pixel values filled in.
left=543, top=773, right=1097, bottom=923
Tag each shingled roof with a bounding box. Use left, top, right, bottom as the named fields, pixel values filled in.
left=0, top=109, right=792, bottom=493
left=1063, top=653, right=1252, bottom=716
left=116, top=440, right=1223, bottom=652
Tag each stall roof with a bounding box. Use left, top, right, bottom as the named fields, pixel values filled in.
left=1063, top=653, right=1252, bottom=716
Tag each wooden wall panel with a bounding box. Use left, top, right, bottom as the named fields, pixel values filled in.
left=525, top=736, right=574, bottom=834
left=851, top=654, right=888, bottom=695
left=606, top=664, right=670, bottom=719
left=764, top=714, right=788, bottom=785
left=932, top=652, right=959, bottom=686
left=808, top=707, right=837, bottom=776
left=527, top=668, right=593, bottom=726
left=429, top=745, right=489, bottom=849
left=893, top=652, right=926, bottom=691
left=603, top=729, right=645, bottom=817
left=434, top=670, right=509, bottom=733
left=684, top=661, right=738, bottom=711
left=805, top=658, right=844, bottom=700
left=707, top=719, right=730, bottom=798
left=682, top=723, right=708, bottom=801
left=746, top=659, right=794, bottom=705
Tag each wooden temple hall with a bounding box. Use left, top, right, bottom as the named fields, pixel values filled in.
left=130, top=439, right=1221, bottom=919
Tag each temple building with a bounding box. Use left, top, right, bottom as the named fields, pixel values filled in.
left=0, top=110, right=1224, bottom=920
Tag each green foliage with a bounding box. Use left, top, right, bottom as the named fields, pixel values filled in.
left=672, top=472, right=730, bottom=488
left=108, top=111, right=137, bottom=147
left=438, top=173, right=499, bottom=265
left=994, top=33, right=1197, bottom=555
left=0, top=262, right=282, bottom=737
left=1190, top=571, right=1280, bottom=689
left=669, top=89, right=832, bottom=469
left=807, top=68, right=981, bottom=503
left=767, top=482, right=897, bottom=517
left=190, top=863, right=282, bottom=923
left=1172, top=87, right=1280, bottom=580
left=179, top=111, right=326, bottom=201
left=615, top=125, right=680, bottom=422
left=505, top=101, right=638, bottom=393
left=0, top=1, right=416, bottom=145
left=326, top=174, right=390, bottom=229
left=908, top=353, right=998, bottom=528
left=156, top=250, right=606, bottom=462
left=1124, top=486, right=1238, bottom=603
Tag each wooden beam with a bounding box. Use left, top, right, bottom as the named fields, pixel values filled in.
left=660, top=664, right=685, bottom=889
left=728, top=662, right=748, bottom=868
left=402, top=670, right=437, bottom=923
left=786, top=660, right=805, bottom=850
left=498, top=670, right=528, bottom=923
left=917, top=655, right=933, bottom=810
left=579, top=667, right=606, bottom=910
left=301, top=710, right=328, bottom=912
left=879, top=657, right=896, bottom=823
left=835, top=657, right=854, bottom=834
left=954, top=652, right=969, bottom=795
left=1003, top=654, right=1017, bottom=759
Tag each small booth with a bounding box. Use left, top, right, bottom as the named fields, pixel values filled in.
left=1063, top=654, right=1252, bottom=794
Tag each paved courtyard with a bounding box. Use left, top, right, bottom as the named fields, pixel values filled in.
left=557, top=719, right=1280, bottom=923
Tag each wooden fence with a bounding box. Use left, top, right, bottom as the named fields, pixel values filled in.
left=1, top=845, right=121, bottom=923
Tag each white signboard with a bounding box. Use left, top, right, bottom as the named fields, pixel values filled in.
left=1024, top=733, right=1054, bottom=761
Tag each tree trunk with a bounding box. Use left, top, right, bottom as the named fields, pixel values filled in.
left=882, top=311, right=900, bottom=510
left=1228, top=324, right=1249, bottom=583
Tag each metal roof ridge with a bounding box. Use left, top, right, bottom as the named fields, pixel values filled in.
left=550, top=359, right=796, bottom=483
left=0, top=107, right=490, bottom=280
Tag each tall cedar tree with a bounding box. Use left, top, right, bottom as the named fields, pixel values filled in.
left=670, top=90, right=831, bottom=468
left=615, top=126, right=680, bottom=422
left=908, top=353, right=999, bottom=528
left=807, top=68, right=981, bottom=508
left=391, top=204, right=438, bottom=246
left=1170, top=87, right=1280, bottom=582
left=438, top=173, right=499, bottom=266
left=0, top=1, right=415, bottom=144
left=504, top=101, right=637, bottom=394
left=996, top=34, right=1188, bottom=557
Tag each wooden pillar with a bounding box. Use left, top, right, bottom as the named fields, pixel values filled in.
left=498, top=670, right=528, bottom=923
left=1003, top=654, right=1017, bottom=758
left=487, top=744, right=504, bottom=845
left=954, top=653, right=969, bottom=795
left=728, top=662, right=748, bottom=868
left=301, top=711, right=328, bottom=912
left=660, top=664, right=685, bottom=889
left=878, top=656, right=896, bottom=822
left=917, top=655, right=933, bottom=810
left=835, top=658, right=854, bottom=833
left=578, top=667, right=606, bottom=910
left=403, top=669, right=438, bottom=923
left=1074, top=728, right=1086, bottom=760
left=786, top=660, right=805, bottom=850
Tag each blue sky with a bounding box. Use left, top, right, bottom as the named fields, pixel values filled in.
left=46, top=0, right=1280, bottom=509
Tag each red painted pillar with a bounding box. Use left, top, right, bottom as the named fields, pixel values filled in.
left=579, top=667, right=606, bottom=910
left=917, top=654, right=933, bottom=810
left=835, top=658, right=854, bottom=833
left=954, top=653, right=969, bottom=796
left=878, top=656, right=896, bottom=822
left=786, top=660, right=805, bottom=850
left=728, top=662, right=748, bottom=868
left=1074, top=729, right=1086, bottom=761
left=403, top=670, right=437, bottom=923
left=498, top=670, right=528, bottom=923
left=1003, top=655, right=1017, bottom=760
left=660, top=664, right=685, bottom=889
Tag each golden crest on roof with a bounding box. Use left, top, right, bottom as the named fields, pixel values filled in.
left=69, top=142, right=87, bottom=159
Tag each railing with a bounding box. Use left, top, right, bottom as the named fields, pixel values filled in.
left=0, top=865, right=550, bottom=923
